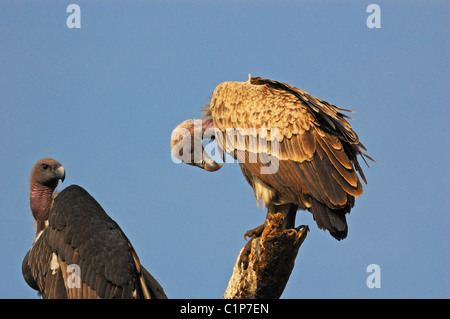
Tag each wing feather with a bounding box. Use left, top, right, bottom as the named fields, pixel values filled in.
left=23, top=185, right=167, bottom=299
left=310, top=152, right=348, bottom=206
left=207, top=76, right=370, bottom=215
left=316, top=135, right=359, bottom=188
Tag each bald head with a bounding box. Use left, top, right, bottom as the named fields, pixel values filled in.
left=29, top=158, right=65, bottom=234
left=30, top=158, right=65, bottom=189
left=171, top=119, right=223, bottom=172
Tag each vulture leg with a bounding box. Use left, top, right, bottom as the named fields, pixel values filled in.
left=274, top=203, right=298, bottom=229
left=243, top=203, right=299, bottom=240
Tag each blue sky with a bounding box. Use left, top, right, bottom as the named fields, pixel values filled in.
left=0, top=1, right=448, bottom=299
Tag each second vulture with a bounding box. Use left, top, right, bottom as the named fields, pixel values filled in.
left=22, top=158, right=167, bottom=299
left=171, top=76, right=373, bottom=240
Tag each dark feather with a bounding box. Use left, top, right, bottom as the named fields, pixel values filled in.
left=23, top=185, right=167, bottom=299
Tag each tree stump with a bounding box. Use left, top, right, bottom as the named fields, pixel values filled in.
left=224, top=213, right=308, bottom=299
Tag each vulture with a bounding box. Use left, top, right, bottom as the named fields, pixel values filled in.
left=171, top=76, right=373, bottom=240
left=22, top=158, right=167, bottom=299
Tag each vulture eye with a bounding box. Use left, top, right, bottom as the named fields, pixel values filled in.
left=41, top=164, right=49, bottom=170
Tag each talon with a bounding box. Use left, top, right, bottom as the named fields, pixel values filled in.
left=243, top=231, right=252, bottom=241
left=296, top=225, right=310, bottom=233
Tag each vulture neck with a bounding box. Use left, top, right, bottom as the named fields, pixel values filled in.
left=30, top=182, right=54, bottom=235
left=202, top=118, right=214, bottom=130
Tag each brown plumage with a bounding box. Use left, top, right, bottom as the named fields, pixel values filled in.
left=172, top=76, right=373, bottom=240
left=23, top=158, right=167, bottom=298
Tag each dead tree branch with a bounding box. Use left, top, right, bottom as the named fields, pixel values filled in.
left=224, top=213, right=308, bottom=299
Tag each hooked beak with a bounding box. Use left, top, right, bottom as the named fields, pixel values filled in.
left=192, top=160, right=223, bottom=172
left=55, top=165, right=66, bottom=183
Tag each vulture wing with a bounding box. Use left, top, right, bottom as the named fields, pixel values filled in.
left=207, top=77, right=372, bottom=239
left=22, top=185, right=167, bottom=299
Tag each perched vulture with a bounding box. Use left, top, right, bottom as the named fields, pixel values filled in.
left=171, top=76, right=373, bottom=240
left=22, top=158, right=167, bottom=299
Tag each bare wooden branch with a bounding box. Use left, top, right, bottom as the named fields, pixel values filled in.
left=224, top=213, right=308, bottom=299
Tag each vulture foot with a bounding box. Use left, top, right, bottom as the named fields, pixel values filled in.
left=243, top=224, right=265, bottom=241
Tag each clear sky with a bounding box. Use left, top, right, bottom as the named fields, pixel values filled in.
left=0, top=1, right=448, bottom=299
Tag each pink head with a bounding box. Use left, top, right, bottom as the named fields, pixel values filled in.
left=170, top=119, right=222, bottom=172
left=29, top=158, right=65, bottom=234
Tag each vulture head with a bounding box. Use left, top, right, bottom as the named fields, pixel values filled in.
left=171, top=119, right=222, bottom=172
left=29, top=158, right=65, bottom=234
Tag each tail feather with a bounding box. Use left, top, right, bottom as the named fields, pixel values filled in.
left=309, top=200, right=348, bottom=240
